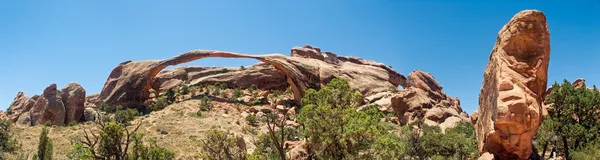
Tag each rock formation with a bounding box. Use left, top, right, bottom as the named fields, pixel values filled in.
left=100, top=45, right=405, bottom=108
left=61, top=83, right=86, bottom=123
left=153, top=63, right=288, bottom=93
left=30, top=84, right=67, bottom=125
left=390, top=70, right=469, bottom=128
left=476, top=10, right=550, bottom=159
left=7, top=83, right=88, bottom=125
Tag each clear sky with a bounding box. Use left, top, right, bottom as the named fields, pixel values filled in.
left=1, top=1, right=599, bottom=114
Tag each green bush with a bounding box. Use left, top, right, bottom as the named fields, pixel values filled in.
left=219, top=83, right=228, bottom=89
left=245, top=114, right=258, bottom=126
left=370, top=133, right=406, bottom=159
left=164, top=89, right=176, bottom=103
left=37, top=127, right=53, bottom=160
left=115, top=108, right=139, bottom=124
left=0, top=119, right=19, bottom=157
left=232, top=88, right=243, bottom=101
left=129, top=133, right=175, bottom=160
left=199, top=96, right=213, bottom=111
left=200, top=128, right=246, bottom=160
left=180, top=85, right=190, bottom=95
left=248, top=84, right=257, bottom=93
left=150, top=97, right=169, bottom=112
left=67, top=142, right=93, bottom=160
left=44, top=120, right=53, bottom=127
left=212, top=87, right=221, bottom=96
left=570, top=142, right=600, bottom=160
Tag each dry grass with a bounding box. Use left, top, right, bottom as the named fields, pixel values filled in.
left=6, top=95, right=268, bottom=160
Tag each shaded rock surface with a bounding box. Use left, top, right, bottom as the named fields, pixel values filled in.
left=100, top=45, right=406, bottom=108
left=476, top=10, right=550, bottom=159
left=7, top=83, right=89, bottom=126
left=30, top=84, right=67, bottom=125
left=390, top=70, right=468, bottom=126
left=61, top=83, right=86, bottom=123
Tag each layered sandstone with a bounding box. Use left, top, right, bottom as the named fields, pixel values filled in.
left=476, top=10, right=550, bottom=159
left=100, top=45, right=406, bottom=108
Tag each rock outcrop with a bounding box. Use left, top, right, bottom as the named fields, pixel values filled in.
left=61, top=83, right=86, bottom=123
left=390, top=70, right=469, bottom=127
left=6, top=83, right=89, bottom=125
left=153, top=63, right=289, bottom=93
left=30, top=84, right=67, bottom=125
left=476, top=10, right=550, bottom=159
left=100, top=45, right=406, bottom=108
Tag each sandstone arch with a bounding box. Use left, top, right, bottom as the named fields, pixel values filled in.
left=100, top=45, right=405, bottom=109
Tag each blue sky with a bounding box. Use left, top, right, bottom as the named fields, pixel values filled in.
left=1, top=1, right=599, bottom=114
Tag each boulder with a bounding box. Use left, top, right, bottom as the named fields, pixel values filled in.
left=15, top=112, right=31, bottom=125
left=478, top=152, right=495, bottom=160
left=285, top=140, right=308, bottom=160
left=83, top=107, right=98, bottom=122
left=100, top=45, right=405, bottom=108
left=84, top=94, right=101, bottom=108
left=61, top=83, right=86, bottom=123
left=476, top=10, right=550, bottom=159
left=30, top=84, right=67, bottom=125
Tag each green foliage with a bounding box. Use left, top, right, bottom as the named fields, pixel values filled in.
left=115, top=108, right=139, bottom=124
left=212, top=87, right=221, bottom=96
left=164, top=89, right=176, bottom=103
left=536, top=79, right=600, bottom=158
left=0, top=120, right=19, bottom=157
left=200, top=128, right=246, bottom=160
left=99, top=123, right=126, bottom=158
left=370, top=133, right=406, bottom=159
left=220, top=91, right=229, bottom=98
left=37, top=127, right=53, bottom=160
left=240, top=66, right=246, bottom=70
left=245, top=114, right=258, bottom=126
left=44, top=120, right=53, bottom=127
left=220, top=68, right=230, bottom=74
left=67, top=142, right=93, bottom=160
left=297, top=78, right=384, bottom=159
left=149, top=97, right=169, bottom=112
left=248, top=84, right=257, bottom=93
left=232, top=88, right=243, bottom=101
left=417, top=123, right=476, bottom=159
left=99, top=103, right=123, bottom=113
left=68, top=121, right=77, bottom=126
left=570, top=142, right=600, bottom=160
left=129, top=133, right=175, bottom=160
left=199, top=96, right=213, bottom=111
left=179, top=84, right=190, bottom=95
left=219, top=83, right=229, bottom=89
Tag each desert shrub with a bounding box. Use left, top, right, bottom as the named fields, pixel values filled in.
left=99, top=103, right=123, bottom=113
left=232, top=88, right=243, bottom=101
left=164, top=89, right=176, bottom=103
left=69, top=120, right=165, bottom=160
left=212, top=87, right=221, bottom=96
left=570, top=142, right=600, bottom=160
left=199, top=96, right=213, bottom=111
left=220, top=68, right=230, bottom=74
left=0, top=120, right=19, bottom=157
left=68, top=121, right=77, bottom=126
left=200, top=128, right=246, bottom=160
left=245, top=114, right=258, bottom=126
left=149, top=97, right=169, bottom=112
left=180, top=84, right=190, bottom=95
left=220, top=91, right=229, bottom=98
left=37, top=127, right=53, bottom=160
left=219, top=83, right=229, bottom=89
left=535, top=79, right=600, bottom=158
left=248, top=84, right=257, bottom=93
left=115, top=108, right=139, bottom=124
left=129, top=133, right=175, bottom=160
left=240, top=66, right=246, bottom=70
left=44, top=120, right=53, bottom=127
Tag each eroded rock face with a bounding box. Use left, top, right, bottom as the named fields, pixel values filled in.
left=390, top=70, right=469, bottom=126
left=100, top=45, right=405, bottom=108
left=30, top=84, right=67, bottom=125
left=8, top=83, right=89, bottom=126
left=476, top=10, right=550, bottom=159
left=61, top=83, right=86, bottom=123
left=7, top=92, right=31, bottom=121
